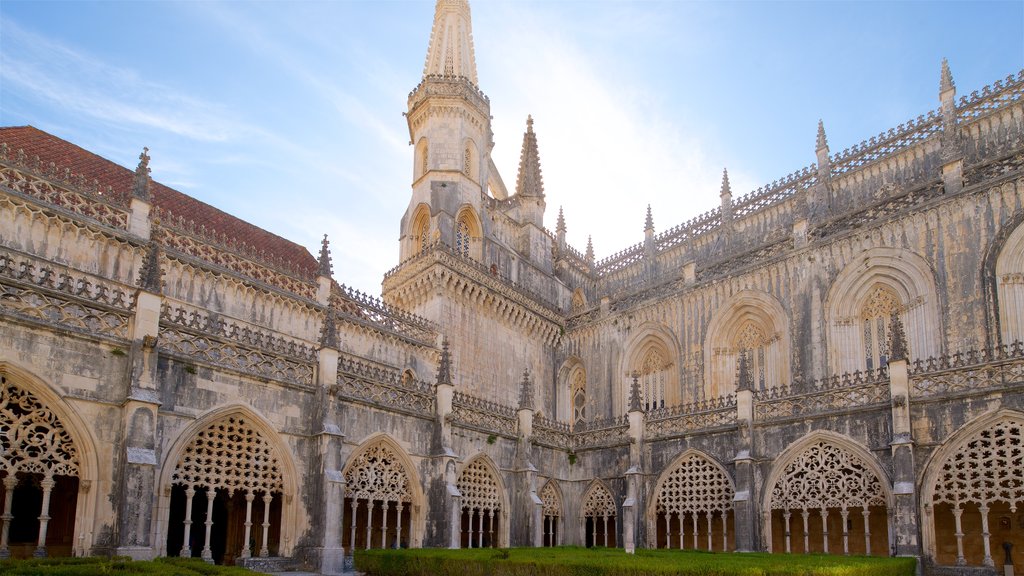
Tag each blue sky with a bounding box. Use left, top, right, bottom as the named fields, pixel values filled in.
left=1, top=1, right=1022, bottom=293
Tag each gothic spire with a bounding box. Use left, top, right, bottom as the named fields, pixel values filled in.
left=422, top=0, right=478, bottom=85
left=518, top=369, right=534, bottom=411
left=137, top=240, right=162, bottom=293
left=556, top=206, right=566, bottom=236
left=736, top=351, right=753, bottom=392
left=644, top=205, right=654, bottom=233
left=940, top=58, right=956, bottom=94
left=515, top=115, right=544, bottom=198
left=816, top=120, right=828, bottom=151
left=132, top=147, right=151, bottom=201
left=889, top=312, right=909, bottom=362
left=585, top=236, right=595, bottom=263
left=318, top=234, right=333, bottom=277
left=320, top=307, right=338, bottom=349
left=436, top=338, right=453, bottom=386
left=720, top=168, right=732, bottom=199
left=628, top=372, right=644, bottom=413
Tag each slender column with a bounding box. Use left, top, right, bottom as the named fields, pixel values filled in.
left=820, top=508, right=829, bottom=554
left=241, top=491, right=255, bottom=559
left=952, top=505, right=965, bottom=565
left=487, top=510, right=494, bottom=548
left=478, top=510, right=485, bottom=548
left=349, top=499, right=359, bottom=551
left=862, top=507, right=872, bottom=556
left=706, top=513, right=713, bottom=550
left=661, top=513, right=668, bottom=548
left=589, top=517, right=596, bottom=547
left=692, top=514, right=698, bottom=549
left=721, top=512, right=729, bottom=551
left=259, top=493, right=272, bottom=557
left=603, top=515, right=609, bottom=547
left=840, top=509, right=849, bottom=555
left=201, top=488, right=216, bottom=561
left=678, top=513, right=684, bottom=550
left=365, top=501, right=375, bottom=549
left=32, top=477, right=55, bottom=557
left=395, top=503, right=404, bottom=549
left=783, top=510, right=792, bottom=553
left=380, top=501, right=390, bottom=549
left=0, top=475, right=18, bottom=558
left=180, top=487, right=196, bottom=557
left=801, top=509, right=810, bottom=553
left=980, top=505, right=994, bottom=567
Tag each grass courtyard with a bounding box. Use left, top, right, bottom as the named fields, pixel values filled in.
left=355, top=547, right=917, bottom=576
left=0, top=556, right=264, bottom=575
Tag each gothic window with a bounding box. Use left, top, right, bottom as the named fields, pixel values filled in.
left=571, top=290, right=586, bottom=314
left=769, top=441, right=888, bottom=556
left=861, top=286, right=900, bottom=371
left=539, top=482, right=561, bottom=547
left=0, top=376, right=81, bottom=558
left=735, top=322, right=769, bottom=390
left=930, top=417, right=1023, bottom=566
left=581, top=484, right=616, bottom=548
left=571, top=369, right=586, bottom=428
left=457, top=459, right=501, bottom=548
left=654, top=454, right=734, bottom=551
left=638, top=348, right=668, bottom=411
left=343, top=442, right=414, bottom=550
left=416, top=218, right=430, bottom=254
left=170, top=415, right=284, bottom=561
left=415, top=139, right=429, bottom=180
left=455, top=216, right=472, bottom=258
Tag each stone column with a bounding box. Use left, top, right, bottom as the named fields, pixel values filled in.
left=733, top=358, right=758, bottom=552
left=889, top=354, right=921, bottom=558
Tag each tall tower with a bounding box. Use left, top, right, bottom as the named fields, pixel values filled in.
left=400, top=0, right=500, bottom=263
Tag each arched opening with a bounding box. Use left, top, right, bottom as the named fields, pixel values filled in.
left=859, top=285, right=901, bottom=371
left=570, top=367, right=586, bottom=429
left=165, top=415, right=285, bottom=564
left=463, top=139, right=479, bottom=183
left=0, top=375, right=81, bottom=559
left=457, top=457, right=504, bottom=548
left=539, top=481, right=561, bottom=547
left=580, top=483, right=616, bottom=548
left=414, top=138, right=429, bottom=181
left=651, top=451, right=734, bottom=551
left=411, top=205, right=431, bottom=255
left=342, top=439, right=418, bottom=550
left=571, top=289, right=587, bottom=314
left=453, top=206, right=482, bottom=261
left=621, top=325, right=681, bottom=414
left=765, top=438, right=890, bottom=556
left=924, top=413, right=1024, bottom=567
left=995, top=223, right=1024, bottom=346
left=705, top=291, right=789, bottom=398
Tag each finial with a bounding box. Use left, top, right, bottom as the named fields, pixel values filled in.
left=644, top=205, right=654, bottom=233
left=628, top=372, right=644, bottom=413
left=816, top=120, right=828, bottom=151
left=318, top=234, right=333, bottom=277
left=736, top=351, right=753, bottom=392
left=888, top=312, right=909, bottom=362
left=518, top=368, right=534, bottom=411
left=515, top=115, right=544, bottom=198
left=137, top=241, right=163, bottom=293
left=556, top=206, right=566, bottom=236
left=132, top=146, right=151, bottom=201
left=720, top=168, right=732, bottom=199
left=585, top=235, right=595, bottom=263
left=940, top=58, right=955, bottom=94
left=527, top=114, right=534, bottom=132
left=436, top=338, right=453, bottom=386
left=319, top=307, right=338, bottom=349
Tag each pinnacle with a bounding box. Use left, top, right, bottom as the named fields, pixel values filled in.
left=515, top=115, right=544, bottom=198
left=585, top=236, right=594, bottom=263
left=318, top=234, right=333, bottom=277
left=816, top=120, right=828, bottom=151
left=556, top=206, right=566, bottom=235
left=644, top=204, right=654, bottom=232
left=628, top=372, right=644, bottom=413
left=518, top=368, right=534, bottom=410
left=422, top=0, right=478, bottom=85
left=720, top=168, right=732, bottom=199
left=436, top=338, right=453, bottom=386
left=940, top=58, right=955, bottom=94
left=132, top=146, right=151, bottom=201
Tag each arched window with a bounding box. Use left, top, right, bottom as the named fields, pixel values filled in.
left=539, top=482, right=561, bottom=547
left=571, top=290, right=586, bottom=314
left=735, top=322, right=769, bottom=391
left=570, top=369, right=586, bottom=428
left=638, top=348, right=668, bottom=411
left=343, top=441, right=415, bottom=550
left=581, top=484, right=616, bottom=548
left=995, top=223, right=1024, bottom=346
left=455, top=216, right=472, bottom=258
left=705, top=291, right=789, bottom=398
left=860, top=286, right=900, bottom=371
left=653, top=452, right=734, bottom=551
left=457, top=459, right=502, bottom=548
left=415, top=139, right=429, bottom=181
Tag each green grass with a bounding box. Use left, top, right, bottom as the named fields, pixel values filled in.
left=0, top=556, right=266, bottom=575
left=355, top=547, right=916, bottom=576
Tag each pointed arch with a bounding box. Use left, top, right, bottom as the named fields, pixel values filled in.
left=761, top=431, right=892, bottom=556
left=704, top=290, right=790, bottom=398
left=456, top=454, right=508, bottom=548
left=571, top=288, right=587, bottom=314
left=414, top=138, right=429, bottom=182
left=410, top=203, right=432, bottom=256
left=619, top=322, right=681, bottom=414
left=920, top=409, right=1024, bottom=566
left=341, top=433, right=424, bottom=550
left=647, top=449, right=735, bottom=551
left=557, top=357, right=587, bottom=426
left=994, top=221, right=1024, bottom=346
left=462, top=138, right=479, bottom=183
left=453, top=205, right=483, bottom=261
left=0, top=362, right=99, bottom=557
left=539, top=479, right=563, bottom=546
left=579, top=480, right=617, bottom=548
left=826, top=247, right=940, bottom=374
left=155, top=403, right=300, bottom=560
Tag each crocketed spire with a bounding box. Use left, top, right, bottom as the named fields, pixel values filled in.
left=644, top=205, right=654, bottom=233
left=556, top=206, right=566, bottom=236
left=628, top=372, right=644, bottom=413
left=132, top=147, right=151, bottom=201
left=816, top=120, right=829, bottom=151
left=585, top=236, right=595, bottom=263
left=889, top=312, right=909, bottom=362
left=736, top=351, right=753, bottom=392
left=319, top=307, right=338, bottom=349
left=940, top=58, right=956, bottom=94
left=720, top=168, right=732, bottom=199
left=515, top=115, right=544, bottom=198
left=436, top=338, right=453, bottom=386
left=518, top=369, right=534, bottom=411
left=422, top=0, right=478, bottom=85
left=137, top=241, right=162, bottom=293
left=318, top=234, right=333, bottom=277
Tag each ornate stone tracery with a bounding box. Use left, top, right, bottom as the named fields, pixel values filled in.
left=172, top=415, right=282, bottom=495
left=540, top=481, right=561, bottom=547
left=582, top=484, right=616, bottom=519
left=457, top=457, right=503, bottom=548
left=0, top=377, right=79, bottom=479
left=654, top=453, right=733, bottom=550
left=581, top=483, right=616, bottom=548
left=344, top=443, right=413, bottom=504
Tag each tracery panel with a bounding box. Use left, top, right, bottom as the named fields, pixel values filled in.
left=457, top=459, right=502, bottom=548
left=343, top=442, right=414, bottom=551
left=540, top=482, right=561, bottom=547
left=581, top=484, right=616, bottom=548
left=654, top=453, right=734, bottom=551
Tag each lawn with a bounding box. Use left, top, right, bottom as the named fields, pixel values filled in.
left=355, top=547, right=917, bottom=576
left=0, top=556, right=266, bottom=575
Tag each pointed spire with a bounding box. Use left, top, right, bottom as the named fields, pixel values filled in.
left=816, top=120, right=828, bottom=151
left=435, top=338, right=453, bottom=386
left=940, top=58, right=955, bottom=94
left=319, top=307, right=338, bottom=349
left=318, top=234, right=333, bottom=277
left=888, top=312, right=909, bottom=362
left=518, top=368, right=534, bottom=411
left=556, top=206, right=566, bottom=236
left=515, top=115, right=544, bottom=198
left=644, top=205, right=654, bottom=233
left=132, top=147, right=151, bottom=201
left=628, top=372, right=644, bottom=413
left=585, top=236, right=595, bottom=263
left=137, top=241, right=162, bottom=293
left=736, top=351, right=753, bottom=392
left=719, top=168, right=732, bottom=199
left=422, top=0, right=478, bottom=85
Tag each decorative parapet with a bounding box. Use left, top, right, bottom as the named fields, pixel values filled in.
left=644, top=395, right=737, bottom=439
left=572, top=415, right=630, bottom=450
left=956, top=71, right=1024, bottom=123
left=333, top=355, right=435, bottom=416
left=0, top=250, right=133, bottom=340
left=753, top=369, right=890, bottom=423
left=532, top=415, right=571, bottom=450
left=407, top=74, right=490, bottom=117
left=450, top=389, right=519, bottom=437
left=332, top=283, right=436, bottom=347
left=911, top=341, right=1024, bottom=397
left=159, top=303, right=315, bottom=387
left=0, top=147, right=129, bottom=230
left=154, top=208, right=317, bottom=299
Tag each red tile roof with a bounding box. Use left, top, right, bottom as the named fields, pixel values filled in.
left=0, top=126, right=318, bottom=277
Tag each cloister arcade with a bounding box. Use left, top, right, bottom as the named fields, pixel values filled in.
left=581, top=482, right=617, bottom=548
left=650, top=451, right=735, bottom=551
left=341, top=438, right=419, bottom=550
left=457, top=456, right=505, bottom=548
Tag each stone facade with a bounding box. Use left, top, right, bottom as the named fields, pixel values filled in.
left=0, top=1, right=1022, bottom=574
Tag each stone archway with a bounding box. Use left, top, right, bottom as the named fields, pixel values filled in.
left=580, top=482, right=617, bottom=548
left=649, top=450, right=734, bottom=551
left=341, top=437, right=422, bottom=550
left=539, top=480, right=562, bottom=547
left=456, top=456, right=507, bottom=549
